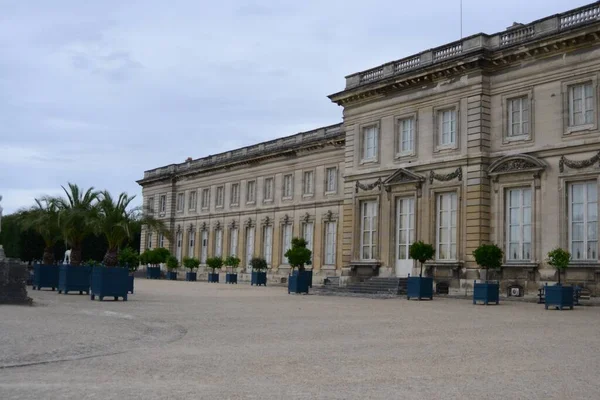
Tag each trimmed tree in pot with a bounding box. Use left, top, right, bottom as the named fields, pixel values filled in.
left=145, top=247, right=170, bottom=279
left=206, top=256, right=222, bottom=283
left=166, top=256, right=179, bottom=280
left=225, top=255, right=241, bottom=284
left=545, top=247, right=573, bottom=310
left=472, top=243, right=502, bottom=305
left=183, top=257, right=200, bottom=281
left=119, top=247, right=140, bottom=294
left=286, top=238, right=312, bottom=294
left=250, top=257, right=267, bottom=286
left=407, top=241, right=435, bottom=300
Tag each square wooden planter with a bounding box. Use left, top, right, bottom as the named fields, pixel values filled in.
left=473, top=281, right=499, bottom=305
left=288, top=271, right=309, bottom=294
left=58, top=265, right=91, bottom=295
left=208, top=273, right=219, bottom=283
left=185, top=272, right=197, bottom=281
left=146, top=267, right=161, bottom=279
left=128, top=275, right=134, bottom=294
left=167, top=271, right=177, bottom=280
left=251, top=271, right=267, bottom=286
left=225, top=273, right=238, bottom=284
left=32, top=264, right=59, bottom=291
left=407, top=276, right=433, bottom=300
left=90, top=266, right=128, bottom=301
left=545, top=284, right=574, bottom=310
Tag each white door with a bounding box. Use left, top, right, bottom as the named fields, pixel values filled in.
left=201, top=231, right=208, bottom=263
left=395, top=197, right=415, bottom=277
left=245, top=227, right=254, bottom=272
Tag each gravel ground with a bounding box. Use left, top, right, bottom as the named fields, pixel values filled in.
left=1, top=280, right=600, bottom=400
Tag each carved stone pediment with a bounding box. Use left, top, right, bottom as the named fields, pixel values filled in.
left=383, top=168, right=425, bottom=188
left=488, top=154, right=546, bottom=177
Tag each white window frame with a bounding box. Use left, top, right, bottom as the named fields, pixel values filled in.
left=214, top=229, right=223, bottom=258
left=324, top=221, right=337, bottom=265
left=507, top=96, right=530, bottom=139
left=230, top=183, right=240, bottom=206
left=569, top=181, right=598, bottom=261
left=246, top=181, right=256, bottom=204
left=282, top=174, right=293, bottom=199
left=568, top=82, right=595, bottom=128
left=264, top=177, right=274, bottom=202
left=302, top=222, right=314, bottom=255
left=360, top=201, right=378, bottom=260
left=188, top=191, right=197, bottom=211
left=176, top=193, right=185, bottom=212
left=146, top=231, right=153, bottom=250
left=159, top=195, right=167, bottom=214
left=245, top=226, right=255, bottom=268
left=176, top=231, right=183, bottom=262
left=158, top=233, right=165, bottom=249
left=200, top=230, right=208, bottom=264
left=216, top=186, right=224, bottom=208
left=201, top=188, right=210, bottom=210
left=281, top=224, right=292, bottom=264
left=436, top=192, right=458, bottom=261
left=263, top=225, right=273, bottom=266
left=147, top=197, right=155, bottom=214
left=438, top=109, right=457, bottom=147
left=303, top=170, right=314, bottom=196
left=188, top=230, right=195, bottom=258
left=506, top=188, right=532, bottom=261
left=396, top=116, right=415, bottom=156
left=361, top=125, right=378, bottom=163
left=229, top=228, right=238, bottom=257
left=325, top=167, right=337, bottom=194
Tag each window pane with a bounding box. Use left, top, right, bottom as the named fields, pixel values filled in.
left=572, top=223, right=584, bottom=240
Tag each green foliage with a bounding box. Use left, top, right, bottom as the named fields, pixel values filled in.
left=119, top=247, right=140, bottom=273
left=409, top=241, right=435, bottom=277
left=153, top=248, right=171, bottom=264
left=250, top=257, right=268, bottom=271
left=18, top=199, right=62, bottom=264
left=284, top=237, right=312, bottom=272
left=166, top=255, right=179, bottom=271
left=85, top=259, right=101, bottom=267
left=206, top=256, right=223, bottom=272
left=547, top=247, right=571, bottom=284
left=472, top=243, right=503, bottom=270
left=183, top=257, right=200, bottom=271
left=224, top=255, right=241, bottom=272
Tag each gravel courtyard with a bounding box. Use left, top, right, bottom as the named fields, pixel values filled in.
left=1, top=280, right=600, bottom=400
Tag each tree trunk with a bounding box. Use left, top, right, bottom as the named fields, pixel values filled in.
left=420, top=262, right=424, bottom=277
left=70, top=247, right=82, bottom=266
left=103, top=248, right=119, bottom=267
left=42, top=247, right=54, bottom=265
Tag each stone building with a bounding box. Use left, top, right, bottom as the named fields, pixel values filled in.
left=139, top=2, right=600, bottom=293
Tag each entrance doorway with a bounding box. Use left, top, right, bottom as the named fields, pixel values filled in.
left=395, top=197, right=415, bottom=277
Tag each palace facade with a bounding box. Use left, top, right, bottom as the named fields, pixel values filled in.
left=139, top=2, right=600, bottom=293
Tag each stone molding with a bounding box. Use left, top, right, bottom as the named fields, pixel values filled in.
left=429, top=167, right=463, bottom=184
left=559, top=151, right=600, bottom=173
left=355, top=178, right=382, bottom=193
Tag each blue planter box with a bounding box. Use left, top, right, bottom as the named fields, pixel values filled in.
left=407, top=276, right=433, bottom=300
left=58, top=265, right=91, bottom=295
left=306, top=269, right=313, bottom=288
left=167, top=271, right=177, bottom=280
left=473, top=281, right=499, bottom=305
left=186, top=272, right=197, bottom=281
left=288, top=271, right=309, bottom=294
left=226, top=273, right=238, bottom=284
left=32, top=264, right=59, bottom=291
left=545, top=284, right=574, bottom=310
left=90, top=266, right=128, bottom=301
left=128, top=275, right=134, bottom=294
left=208, top=272, right=219, bottom=283
left=146, top=266, right=161, bottom=279
left=251, top=271, right=267, bottom=286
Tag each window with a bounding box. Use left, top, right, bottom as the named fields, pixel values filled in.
left=201, top=231, right=208, bottom=263
left=146, top=231, right=153, bottom=250
left=324, top=222, right=337, bottom=265
left=506, top=188, right=532, bottom=261
left=215, top=229, right=223, bottom=257
left=507, top=97, right=530, bottom=138
left=246, top=181, right=256, bottom=203
left=283, top=174, right=293, bottom=199
left=303, top=222, right=313, bottom=255
left=325, top=167, right=337, bottom=193
left=264, top=178, right=274, bottom=201
left=147, top=197, right=155, bottom=213
left=303, top=171, right=314, bottom=195
left=188, top=230, right=195, bottom=258
left=569, top=182, right=598, bottom=261
left=263, top=226, right=273, bottom=265
left=230, top=228, right=238, bottom=256
left=569, top=82, right=594, bottom=127
left=201, top=188, right=210, bottom=210
left=176, top=193, right=185, bottom=212
left=230, top=183, right=240, bottom=206
left=175, top=231, right=182, bottom=262
left=438, top=109, right=457, bottom=146
left=158, top=233, right=165, bottom=248
left=245, top=227, right=255, bottom=269
left=281, top=224, right=292, bottom=264
left=159, top=195, right=167, bottom=213
left=216, top=186, right=224, bottom=207
left=360, top=201, right=378, bottom=260
left=362, top=126, right=378, bottom=161
left=436, top=193, right=457, bottom=260
left=397, top=117, right=415, bottom=155
left=189, top=191, right=197, bottom=211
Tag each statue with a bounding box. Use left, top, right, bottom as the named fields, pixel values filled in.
left=63, top=249, right=71, bottom=265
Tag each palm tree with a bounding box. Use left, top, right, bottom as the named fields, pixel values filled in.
left=54, top=183, right=100, bottom=265
left=96, top=190, right=168, bottom=267
left=19, top=199, right=62, bottom=264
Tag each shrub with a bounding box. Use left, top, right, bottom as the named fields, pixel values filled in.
left=472, top=244, right=503, bottom=271
left=166, top=255, right=179, bottom=271
left=206, top=256, right=223, bottom=273
left=250, top=257, right=268, bottom=271
left=409, top=241, right=435, bottom=277
left=182, top=257, right=200, bottom=272
left=547, top=247, right=571, bottom=285
left=119, top=247, right=140, bottom=273
left=284, top=237, right=312, bottom=272
left=224, top=255, right=241, bottom=273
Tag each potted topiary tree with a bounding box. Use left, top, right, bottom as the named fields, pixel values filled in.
left=250, top=257, right=267, bottom=286
left=119, top=246, right=140, bottom=294
left=285, top=238, right=312, bottom=294
left=407, top=241, right=435, bottom=300
left=472, top=243, right=503, bottom=305
left=224, top=255, right=241, bottom=284
left=206, top=256, right=223, bottom=283
left=183, top=257, right=200, bottom=281
left=545, top=247, right=573, bottom=310
left=166, top=256, right=179, bottom=280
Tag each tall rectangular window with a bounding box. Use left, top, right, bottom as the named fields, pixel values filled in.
left=397, top=117, right=414, bottom=154
left=176, top=231, right=182, bottom=262
left=324, top=222, right=337, bottom=265
left=245, top=227, right=255, bottom=269
left=188, top=191, right=197, bottom=211
left=188, top=231, right=195, bottom=258
left=506, top=188, right=532, bottom=261
left=281, top=224, right=292, bottom=264
left=302, top=222, right=313, bottom=254
left=325, top=167, right=337, bottom=193
left=201, top=231, right=208, bottom=263
left=147, top=197, right=155, bottom=213
left=436, top=192, right=457, bottom=260
left=264, top=178, right=274, bottom=201
left=570, top=182, right=598, bottom=260
left=360, top=201, right=378, bottom=260
left=231, top=183, right=240, bottom=206
left=159, top=195, right=167, bottom=213
left=362, top=126, right=378, bottom=161
left=303, top=171, right=314, bottom=195
left=263, top=226, right=273, bottom=265
left=176, top=193, right=185, bottom=212
left=146, top=231, right=153, bottom=250
left=230, top=228, right=238, bottom=256
left=569, top=82, right=594, bottom=127
left=508, top=97, right=529, bottom=138
left=216, top=186, right=224, bottom=207
left=215, top=229, right=223, bottom=257
left=283, top=174, right=293, bottom=198
left=201, top=189, right=210, bottom=209
left=438, top=109, right=457, bottom=146
left=158, top=233, right=165, bottom=248
left=246, top=181, right=256, bottom=203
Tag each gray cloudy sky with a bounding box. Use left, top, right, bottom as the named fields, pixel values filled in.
left=0, top=0, right=589, bottom=214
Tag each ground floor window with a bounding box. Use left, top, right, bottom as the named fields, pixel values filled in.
left=188, top=231, right=195, bottom=258
left=201, top=231, right=208, bottom=263
left=176, top=231, right=183, bottom=262
left=263, top=226, right=273, bottom=265
left=436, top=192, right=457, bottom=260
left=360, top=201, right=378, bottom=260
left=303, top=222, right=313, bottom=258
left=281, top=224, right=292, bottom=264
left=569, top=181, right=598, bottom=260
left=324, top=222, right=337, bottom=265
left=215, top=229, right=223, bottom=258
left=506, top=188, right=532, bottom=261
left=146, top=232, right=153, bottom=250
left=245, top=227, right=255, bottom=269
left=230, top=228, right=238, bottom=257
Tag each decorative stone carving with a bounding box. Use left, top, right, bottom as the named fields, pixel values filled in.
left=355, top=178, right=382, bottom=193
left=326, top=210, right=333, bottom=222
left=263, top=216, right=271, bottom=226
left=493, top=159, right=538, bottom=173
left=429, top=167, right=463, bottom=184
left=282, top=214, right=290, bottom=225
left=176, top=224, right=181, bottom=233
left=559, top=151, right=600, bottom=173
left=245, top=217, right=253, bottom=227
left=214, top=221, right=221, bottom=230
left=188, top=223, right=194, bottom=232
left=200, top=222, right=207, bottom=231
left=303, top=212, right=310, bottom=223
left=382, top=168, right=425, bottom=192
left=229, top=220, right=237, bottom=229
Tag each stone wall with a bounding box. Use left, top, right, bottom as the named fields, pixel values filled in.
left=0, top=260, right=32, bottom=305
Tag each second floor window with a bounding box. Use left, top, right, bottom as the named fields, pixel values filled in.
left=159, top=195, right=167, bottom=213
left=147, top=197, right=155, bottom=213
left=397, top=117, right=414, bottom=154
left=303, top=171, right=314, bottom=195
left=264, top=177, right=274, bottom=201
left=283, top=174, right=293, bottom=198
left=569, top=82, right=594, bottom=127
left=216, top=186, right=224, bottom=207
left=188, top=191, right=197, bottom=210
left=326, top=167, right=337, bottom=193
left=438, top=109, right=457, bottom=146
left=507, top=97, right=529, bottom=138
left=176, top=193, right=185, bottom=212
left=201, top=188, right=210, bottom=209
left=362, top=126, right=378, bottom=161
left=231, top=183, right=240, bottom=205
left=247, top=181, right=256, bottom=203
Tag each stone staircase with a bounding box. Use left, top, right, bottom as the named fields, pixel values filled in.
left=316, top=277, right=407, bottom=296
